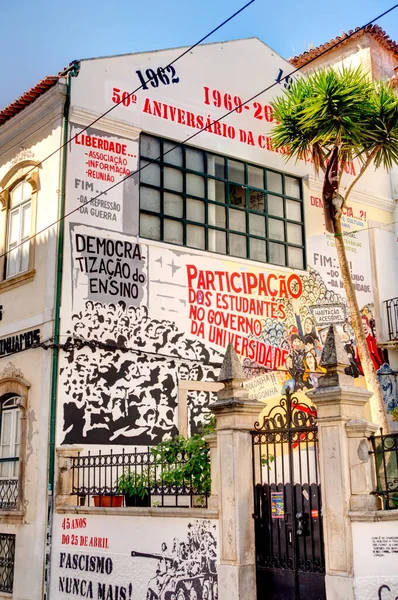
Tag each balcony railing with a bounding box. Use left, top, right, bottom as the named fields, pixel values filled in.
left=369, top=430, right=398, bottom=510
left=0, top=479, right=18, bottom=509
left=384, top=297, right=398, bottom=341
left=70, top=448, right=210, bottom=508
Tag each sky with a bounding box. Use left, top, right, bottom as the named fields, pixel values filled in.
left=1, top=0, right=398, bottom=110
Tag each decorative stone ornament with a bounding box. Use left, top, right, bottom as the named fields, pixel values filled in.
left=318, top=323, right=352, bottom=388
left=0, top=362, right=24, bottom=381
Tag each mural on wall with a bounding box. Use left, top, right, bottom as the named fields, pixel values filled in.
left=59, top=233, right=390, bottom=446
left=51, top=514, right=218, bottom=600
left=131, top=520, right=218, bottom=600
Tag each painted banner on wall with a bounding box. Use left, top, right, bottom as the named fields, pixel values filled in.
left=50, top=514, right=218, bottom=600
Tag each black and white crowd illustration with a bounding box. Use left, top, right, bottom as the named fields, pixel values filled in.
left=59, top=265, right=394, bottom=446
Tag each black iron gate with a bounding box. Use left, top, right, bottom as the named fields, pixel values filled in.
left=252, top=390, right=326, bottom=600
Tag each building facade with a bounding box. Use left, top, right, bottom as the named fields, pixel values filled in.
left=0, top=26, right=397, bottom=600
left=0, top=77, right=67, bottom=599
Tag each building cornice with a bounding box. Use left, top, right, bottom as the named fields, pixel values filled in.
left=304, top=175, right=395, bottom=213
left=0, top=82, right=67, bottom=154
left=69, top=106, right=141, bottom=141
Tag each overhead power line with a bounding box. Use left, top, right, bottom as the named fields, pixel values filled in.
left=0, top=3, right=398, bottom=265
left=0, top=0, right=255, bottom=181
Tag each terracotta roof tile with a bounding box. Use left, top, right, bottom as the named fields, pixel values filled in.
left=290, top=25, right=398, bottom=68
left=0, top=75, right=61, bottom=127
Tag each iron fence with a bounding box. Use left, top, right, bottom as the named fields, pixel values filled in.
left=369, top=430, right=398, bottom=510
left=0, top=533, right=15, bottom=594
left=70, top=448, right=210, bottom=508
left=384, top=297, right=398, bottom=341
left=0, top=479, right=18, bottom=509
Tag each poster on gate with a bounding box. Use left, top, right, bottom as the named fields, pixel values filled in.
left=271, top=492, right=285, bottom=519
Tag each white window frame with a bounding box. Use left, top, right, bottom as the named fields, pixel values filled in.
left=6, top=181, right=32, bottom=279
left=0, top=397, right=20, bottom=481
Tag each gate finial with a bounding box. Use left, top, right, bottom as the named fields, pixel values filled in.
left=318, top=324, right=351, bottom=388
left=217, top=343, right=245, bottom=382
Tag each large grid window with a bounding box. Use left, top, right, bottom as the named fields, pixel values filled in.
left=139, top=134, right=305, bottom=269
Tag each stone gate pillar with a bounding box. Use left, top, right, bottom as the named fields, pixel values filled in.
left=308, top=325, right=379, bottom=600
left=210, top=344, right=262, bottom=600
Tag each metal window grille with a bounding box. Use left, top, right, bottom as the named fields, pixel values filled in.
left=0, top=533, right=15, bottom=593
left=0, top=479, right=18, bottom=509
left=70, top=448, right=209, bottom=508
left=384, top=297, right=398, bottom=341
left=369, top=431, right=398, bottom=510
left=139, top=134, right=306, bottom=269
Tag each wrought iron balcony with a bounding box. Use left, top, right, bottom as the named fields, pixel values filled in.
left=384, top=297, right=398, bottom=341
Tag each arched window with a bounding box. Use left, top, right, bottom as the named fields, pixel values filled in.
left=0, top=395, right=20, bottom=509
left=6, top=181, right=32, bottom=278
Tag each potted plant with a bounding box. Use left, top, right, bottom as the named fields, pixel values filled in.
left=92, top=494, right=124, bottom=507
left=150, top=417, right=214, bottom=505
left=116, top=470, right=151, bottom=507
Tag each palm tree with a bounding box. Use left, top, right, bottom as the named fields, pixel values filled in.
left=271, top=67, right=398, bottom=432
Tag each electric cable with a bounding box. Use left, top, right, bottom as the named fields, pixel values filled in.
left=0, top=3, right=397, bottom=265
left=0, top=1, right=255, bottom=183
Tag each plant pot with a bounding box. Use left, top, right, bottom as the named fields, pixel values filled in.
left=125, top=492, right=151, bottom=507
left=93, top=495, right=124, bottom=507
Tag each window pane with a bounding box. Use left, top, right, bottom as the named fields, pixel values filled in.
left=6, top=250, right=18, bottom=278
left=285, top=176, right=300, bottom=198
left=20, top=242, right=29, bottom=272
left=140, top=214, right=161, bottom=240
left=140, top=187, right=161, bottom=212
left=208, top=204, right=225, bottom=228
left=164, top=193, right=183, bottom=218
left=228, top=160, right=245, bottom=184
left=22, top=203, right=31, bottom=239
left=140, top=161, right=160, bottom=186
left=164, top=219, right=183, bottom=245
left=250, top=238, right=267, bottom=262
left=187, top=225, right=205, bottom=249
left=286, top=200, right=301, bottom=221
left=10, top=183, right=23, bottom=207
left=269, top=242, right=286, bottom=266
left=229, top=208, right=246, bottom=233
left=22, top=182, right=32, bottom=202
left=207, top=155, right=225, bottom=178
left=141, top=135, right=160, bottom=159
left=208, top=229, right=226, bottom=254
left=230, top=233, right=247, bottom=258
left=287, top=223, right=303, bottom=245
left=249, top=214, right=265, bottom=237
left=248, top=165, right=264, bottom=188
left=1, top=413, right=12, bottom=450
left=269, top=219, right=285, bottom=241
left=267, top=171, right=283, bottom=194
left=229, top=184, right=245, bottom=207
left=164, top=167, right=183, bottom=192
left=186, top=174, right=204, bottom=198
left=187, top=198, right=204, bottom=222
left=249, top=190, right=265, bottom=211
left=214, top=181, right=225, bottom=203
left=186, top=148, right=204, bottom=172
left=288, top=247, right=304, bottom=269
left=164, top=141, right=183, bottom=166
left=268, top=195, right=284, bottom=217
left=8, top=210, right=19, bottom=245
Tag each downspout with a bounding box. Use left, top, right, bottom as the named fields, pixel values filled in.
left=48, top=60, right=79, bottom=493
left=45, top=61, right=79, bottom=600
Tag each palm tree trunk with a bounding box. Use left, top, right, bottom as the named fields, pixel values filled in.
left=333, top=216, right=389, bottom=432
